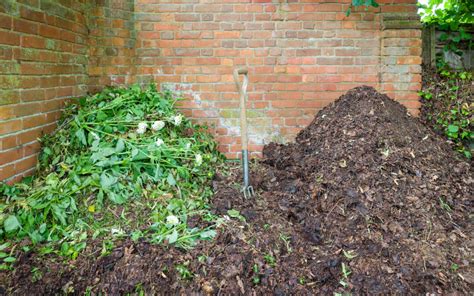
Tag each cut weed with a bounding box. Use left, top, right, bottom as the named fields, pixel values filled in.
left=0, top=84, right=223, bottom=261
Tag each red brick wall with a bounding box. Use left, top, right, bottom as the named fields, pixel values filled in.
left=134, top=0, right=422, bottom=158
left=0, top=0, right=89, bottom=182
left=0, top=0, right=422, bottom=182
left=88, top=0, right=136, bottom=92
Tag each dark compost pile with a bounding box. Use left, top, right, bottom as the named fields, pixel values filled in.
left=2, top=86, right=472, bottom=295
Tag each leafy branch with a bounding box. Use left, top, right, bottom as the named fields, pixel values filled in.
left=346, top=0, right=379, bottom=16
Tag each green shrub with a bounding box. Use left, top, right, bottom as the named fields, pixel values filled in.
left=420, top=69, right=473, bottom=158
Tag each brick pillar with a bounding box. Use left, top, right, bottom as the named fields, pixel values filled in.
left=380, top=12, right=423, bottom=115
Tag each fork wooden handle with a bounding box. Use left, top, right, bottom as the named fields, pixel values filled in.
left=233, top=68, right=249, bottom=151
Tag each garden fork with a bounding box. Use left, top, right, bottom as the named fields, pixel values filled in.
left=233, top=67, right=255, bottom=199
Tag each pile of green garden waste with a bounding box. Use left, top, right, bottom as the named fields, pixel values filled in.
left=0, top=84, right=224, bottom=266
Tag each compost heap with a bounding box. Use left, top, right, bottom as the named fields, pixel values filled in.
left=258, top=85, right=473, bottom=292
left=4, top=86, right=473, bottom=295
left=213, top=85, right=473, bottom=293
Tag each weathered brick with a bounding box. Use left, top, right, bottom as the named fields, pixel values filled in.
left=14, top=154, right=38, bottom=173
left=0, top=13, right=12, bottom=29
left=21, top=35, right=45, bottom=48
left=20, top=6, right=45, bottom=22
left=0, top=119, right=22, bottom=135
left=13, top=18, right=38, bottom=34
left=0, top=163, right=15, bottom=180
left=0, top=30, right=20, bottom=45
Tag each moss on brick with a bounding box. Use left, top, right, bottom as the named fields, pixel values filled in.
left=45, top=39, right=56, bottom=50
left=0, top=89, right=19, bottom=105
left=219, top=109, right=239, bottom=118
left=0, top=0, right=18, bottom=15
left=0, top=61, right=20, bottom=74
left=0, top=75, right=20, bottom=89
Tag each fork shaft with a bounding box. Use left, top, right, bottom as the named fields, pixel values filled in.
left=242, top=149, right=249, bottom=187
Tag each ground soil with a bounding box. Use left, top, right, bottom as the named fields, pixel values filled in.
left=1, top=86, right=473, bottom=295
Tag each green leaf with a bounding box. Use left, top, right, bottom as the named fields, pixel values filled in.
left=100, top=172, right=117, bottom=189
left=0, top=242, right=10, bottom=251
left=108, top=191, right=126, bottom=204
left=75, top=129, right=87, bottom=146
left=227, top=209, right=241, bottom=218
left=116, top=139, right=125, bottom=153
left=4, top=215, right=20, bottom=233
left=464, top=150, right=472, bottom=159
left=168, top=229, right=178, bottom=244
left=447, top=125, right=459, bottom=133
left=199, top=229, right=216, bottom=240
left=3, top=257, right=16, bottom=263
left=52, top=205, right=67, bottom=225
left=167, top=173, right=176, bottom=186
left=96, top=110, right=108, bottom=121
left=449, top=22, right=458, bottom=31
left=131, top=149, right=148, bottom=161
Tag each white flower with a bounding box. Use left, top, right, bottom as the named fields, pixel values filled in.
left=173, top=114, right=183, bottom=126
left=136, top=122, right=148, bottom=134
left=152, top=120, right=165, bottom=131
left=138, top=122, right=148, bottom=130
left=166, top=215, right=179, bottom=226
left=185, top=143, right=191, bottom=150
left=156, top=138, right=164, bottom=147
left=195, top=154, right=203, bottom=166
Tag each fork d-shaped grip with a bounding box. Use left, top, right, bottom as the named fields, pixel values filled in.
left=236, top=68, right=248, bottom=75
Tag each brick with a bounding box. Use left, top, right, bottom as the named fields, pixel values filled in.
left=0, top=105, right=15, bottom=120
left=23, top=141, right=41, bottom=157
left=0, top=30, right=20, bottom=45
left=20, top=6, right=45, bottom=22
left=0, top=13, right=12, bottom=29
left=175, top=14, right=199, bottom=22
left=397, top=56, right=422, bottom=65
left=13, top=19, right=38, bottom=34
left=0, top=89, right=20, bottom=105
left=14, top=154, right=38, bottom=173
left=335, top=48, right=360, bottom=56
left=0, top=134, right=17, bottom=150
left=21, top=36, right=45, bottom=49
left=215, top=31, right=240, bottom=39
left=22, top=114, right=47, bottom=129
left=0, top=163, right=15, bottom=180
left=21, top=89, right=45, bottom=102
left=0, top=119, right=22, bottom=135
left=38, top=24, right=60, bottom=38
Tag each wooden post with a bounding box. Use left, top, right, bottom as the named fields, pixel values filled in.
left=422, top=25, right=436, bottom=68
